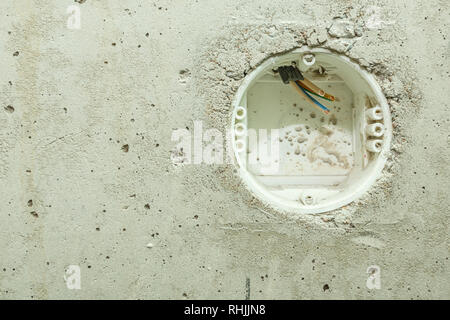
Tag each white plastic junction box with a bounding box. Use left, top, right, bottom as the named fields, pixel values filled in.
left=231, top=48, right=392, bottom=214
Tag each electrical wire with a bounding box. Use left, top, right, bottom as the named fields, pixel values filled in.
left=297, top=80, right=335, bottom=101
left=291, top=81, right=330, bottom=114
left=298, top=83, right=333, bottom=102
left=299, top=84, right=330, bottom=114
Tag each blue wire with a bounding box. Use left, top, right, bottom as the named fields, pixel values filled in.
left=295, top=82, right=330, bottom=113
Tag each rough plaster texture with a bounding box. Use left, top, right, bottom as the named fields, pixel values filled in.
left=0, top=0, right=449, bottom=299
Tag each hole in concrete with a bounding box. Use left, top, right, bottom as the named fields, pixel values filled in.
left=232, top=48, right=392, bottom=214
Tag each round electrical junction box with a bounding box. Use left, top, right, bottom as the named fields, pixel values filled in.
left=231, top=48, right=392, bottom=214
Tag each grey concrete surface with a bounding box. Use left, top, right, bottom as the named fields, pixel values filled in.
left=0, top=0, right=448, bottom=299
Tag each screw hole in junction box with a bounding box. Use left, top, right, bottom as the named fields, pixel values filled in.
left=231, top=48, right=392, bottom=214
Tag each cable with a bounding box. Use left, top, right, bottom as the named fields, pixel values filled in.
left=297, top=80, right=335, bottom=101
left=299, top=84, right=330, bottom=114
left=290, top=82, right=318, bottom=111
left=291, top=81, right=330, bottom=114
left=299, top=83, right=333, bottom=102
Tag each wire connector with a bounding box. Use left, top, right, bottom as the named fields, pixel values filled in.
left=275, top=64, right=304, bottom=84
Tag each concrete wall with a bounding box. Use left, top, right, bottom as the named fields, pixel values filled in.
left=0, top=0, right=448, bottom=299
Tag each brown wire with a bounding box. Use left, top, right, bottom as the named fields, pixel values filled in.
left=290, top=81, right=329, bottom=115
left=297, top=79, right=335, bottom=101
